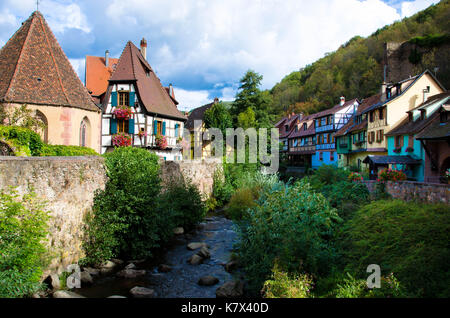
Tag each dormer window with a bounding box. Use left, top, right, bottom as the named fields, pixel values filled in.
left=285, top=125, right=289, bottom=132
left=303, top=123, right=307, bottom=131
left=420, top=109, right=426, bottom=120
left=408, top=112, right=413, bottom=122
left=440, top=111, right=448, bottom=124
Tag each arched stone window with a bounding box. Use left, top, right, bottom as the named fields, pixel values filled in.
left=35, top=110, right=48, bottom=143
left=80, top=117, right=91, bottom=147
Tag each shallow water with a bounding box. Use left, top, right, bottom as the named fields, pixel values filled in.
left=76, top=215, right=239, bottom=298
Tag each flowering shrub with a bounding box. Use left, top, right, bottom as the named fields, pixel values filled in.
left=155, top=134, right=168, bottom=149
left=377, top=168, right=407, bottom=182
left=348, top=172, right=363, bottom=182
left=112, top=133, right=132, bottom=147
left=405, top=147, right=414, bottom=153
left=112, top=106, right=133, bottom=119
left=137, top=129, right=147, bottom=139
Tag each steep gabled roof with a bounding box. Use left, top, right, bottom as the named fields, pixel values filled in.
left=85, top=55, right=119, bottom=97
left=108, top=41, right=185, bottom=120
left=0, top=11, right=99, bottom=112
left=314, top=98, right=359, bottom=118
left=185, top=100, right=217, bottom=130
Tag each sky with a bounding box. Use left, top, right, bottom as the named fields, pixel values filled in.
left=0, top=0, right=440, bottom=111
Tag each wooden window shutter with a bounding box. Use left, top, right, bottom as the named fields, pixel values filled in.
left=111, top=92, right=118, bottom=107
left=162, top=122, right=166, bottom=136
left=381, top=130, right=384, bottom=141
left=129, top=92, right=136, bottom=106
left=153, top=120, right=158, bottom=135
left=128, top=118, right=135, bottom=134
left=110, top=118, right=117, bottom=134
left=175, top=124, right=179, bottom=137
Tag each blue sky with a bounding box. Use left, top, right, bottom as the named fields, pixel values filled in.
left=0, top=0, right=440, bottom=111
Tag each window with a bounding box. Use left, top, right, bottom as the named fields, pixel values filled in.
left=440, top=111, right=448, bottom=124
left=369, top=111, right=374, bottom=122
left=323, top=134, right=328, bottom=144
left=330, top=152, right=334, bottom=161
left=303, top=123, right=307, bottom=131
left=118, top=119, right=129, bottom=133
left=293, top=139, right=298, bottom=147
left=295, top=125, right=298, bottom=132
left=395, top=135, right=402, bottom=148
left=379, top=108, right=384, bottom=120
left=319, top=152, right=323, bottom=161
left=79, top=117, right=90, bottom=147
left=420, top=109, right=426, bottom=120
left=408, top=134, right=414, bottom=148
left=285, top=125, right=289, bottom=132
left=175, top=124, right=180, bottom=137
left=157, top=121, right=163, bottom=135
left=118, top=91, right=130, bottom=106
left=35, top=110, right=48, bottom=143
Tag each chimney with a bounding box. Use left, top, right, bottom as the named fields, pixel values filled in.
left=140, top=38, right=147, bottom=60
left=340, top=96, right=345, bottom=106
left=169, top=84, right=174, bottom=98
left=380, top=82, right=387, bottom=102
left=105, top=50, right=109, bottom=67
left=214, top=97, right=219, bottom=104
left=423, top=86, right=430, bottom=103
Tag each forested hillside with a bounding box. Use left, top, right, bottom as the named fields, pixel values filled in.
left=268, top=0, right=450, bottom=118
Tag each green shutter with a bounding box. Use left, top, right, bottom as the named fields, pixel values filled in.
left=128, top=118, right=135, bottom=134
left=153, top=120, right=158, bottom=135
left=162, top=122, right=166, bottom=136
left=110, top=118, right=117, bottom=134
left=111, top=92, right=117, bottom=107
left=129, top=92, right=135, bottom=106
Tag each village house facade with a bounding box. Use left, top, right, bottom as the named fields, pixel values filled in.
left=360, top=70, right=446, bottom=179
left=311, top=97, right=359, bottom=169
left=87, top=39, right=186, bottom=159
left=0, top=11, right=101, bottom=152
left=287, top=114, right=317, bottom=168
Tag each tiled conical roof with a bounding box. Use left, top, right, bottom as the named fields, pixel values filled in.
left=0, top=11, right=99, bottom=112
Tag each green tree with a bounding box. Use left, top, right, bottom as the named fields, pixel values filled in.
left=237, top=107, right=256, bottom=129
left=204, top=101, right=233, bottom=135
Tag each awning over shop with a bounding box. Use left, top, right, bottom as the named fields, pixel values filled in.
left=363, top=155, right=422, bottom=165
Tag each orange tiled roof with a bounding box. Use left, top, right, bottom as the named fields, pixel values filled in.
left=0, top=11, right=99, bottom=112
left=85, top=55, right=119, bottom=97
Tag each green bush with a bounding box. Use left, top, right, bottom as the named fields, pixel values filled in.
left=212, top=168, right=234, bottom=207
left=81, top=147, right=162, bottom=265
left=226, top=188, right=258, bottom=221
left=40, top=144, right=98, bottom=156
left=158, top=176, right=206, bottom=232
left=321, top=181, right=370, bottom=218
left=330, top=272, right=407, bottom=298
left=236, top=179, right=340, bottom=293
left=307, top=164, right=350, bottom=191
left=262, top=262, right=314, bottom=298
left=0, top=125, right=43, bottom=156
left=343, top=200, right=450, bottom=297
left=0, top=188, right=49, bottom=297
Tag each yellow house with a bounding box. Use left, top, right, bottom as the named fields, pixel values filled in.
left=186, top=98, right=220, bottom=159
left=0, top=11, right=101, bottom=152
left=363, top=70, right=446, bottom=156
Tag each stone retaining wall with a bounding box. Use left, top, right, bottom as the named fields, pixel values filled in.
left=0, top=156, right=222, bottom=275
left=0, top=156, right=107, bottom=275
left=362, top=180, right=450, bottom=204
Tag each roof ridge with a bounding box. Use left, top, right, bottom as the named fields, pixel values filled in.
left=4, top=15, right=34, bottom=99
left=37, top=13, right=70, bottom=105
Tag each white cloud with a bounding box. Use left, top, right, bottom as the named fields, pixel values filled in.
left=69, top=58, right=86, bottom=83
left=400, top=0, right=439, bottom=18
left=173, top=88, right=211, bottom=112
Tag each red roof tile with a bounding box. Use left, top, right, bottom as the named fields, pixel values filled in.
left=85, top=55, right=119, bottom=97
left=0, top=11, right=99, bottom=112
left=108, top=41, right=185, bottom=120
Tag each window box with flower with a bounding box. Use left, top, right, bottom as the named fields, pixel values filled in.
left=393, top=147, right=402, bottom=153
left=112, top=132, right=132, bottom=147
left=405, top=147, right=414, bottom=153
left=112, top=105, right=133, bottom=120
left=155, top=134, right=168, bottom=149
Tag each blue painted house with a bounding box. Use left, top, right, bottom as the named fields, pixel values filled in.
left=385, top=92, right=450, bottom=181
left=311, top=97, right=359, bottom=169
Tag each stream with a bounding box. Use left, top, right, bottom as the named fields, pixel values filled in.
left=76, top=215, right=240, bottom=298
